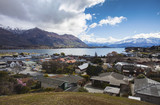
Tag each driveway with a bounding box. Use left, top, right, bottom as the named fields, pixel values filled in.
left=84, top=83, right=104, bottom=93
left=19, top=67, right=42, bottom=76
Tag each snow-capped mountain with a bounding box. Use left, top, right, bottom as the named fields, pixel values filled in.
left=109, top=37, right=160, bottom=47
left=0, top=25, right=26, bottom=35
left=87, top=34, right=160, bottom=48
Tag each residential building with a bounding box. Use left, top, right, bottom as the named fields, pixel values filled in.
left=0, top=61, right=7, bottom=71
left=134, top=78, right=160, bottom=105
left=58, top=75, right=84, bottom=87
left=34, top=75, right=84, bottom=90
left=7, top=61, right=24, bottom=68
left=90, top=72, right=129, bottom=88
left=90, top=72, right=129, bottom=96
left=115, top=62, right=151, bottom=76
left=34, top=76, right=68, bottom=90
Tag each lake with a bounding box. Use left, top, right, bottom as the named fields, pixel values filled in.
left=0, top=48, right=125, bottom=56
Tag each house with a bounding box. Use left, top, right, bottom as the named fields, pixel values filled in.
left=7, top=61, right=24, bottom=68
left=76, top=63, right=89, bottom=74
left=90, top=72, right=129, bottom=96
left=1, top=55, right=14, bottom=60
left=0, top=62, right=7, bottom=71
left=58, top=75, right=84, bottom=87
left=23, top=61, right=36, bottom=67
left=134, top=78, right=160, bottom=105
left=78, top=63, right=89, bottom=71
left=90, top=72, right=129, bottom=88
left=115, top=62, right=151, bottom=76
left=34, top=76, right=68, bottom=90
left=115, top=62, right=135, bottom=72
left=34, top=75, right=84, bottom=90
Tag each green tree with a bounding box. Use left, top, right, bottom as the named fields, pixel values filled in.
left=15, top=84, right=30, bottom=94
left=61, top=52, right=65, bottom=56
left=0, top=71, right=17, bottom=95
left=53, top=53, right=60, bottom=56
left=91, top=58, right=103, bottom=65
left=86, top=64, right=103, bottom=76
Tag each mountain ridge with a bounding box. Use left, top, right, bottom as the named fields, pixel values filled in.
left=0, top=27, right=88, bottom=49
left=86, top=37, right=160, bottom=48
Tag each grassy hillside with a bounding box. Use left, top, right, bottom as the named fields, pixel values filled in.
left=0, top=92, right=153, bottom=105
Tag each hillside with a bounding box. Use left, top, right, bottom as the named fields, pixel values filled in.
left=0, top=27, right=88, bottom=49
left=0, top=92, right=153, bottom=105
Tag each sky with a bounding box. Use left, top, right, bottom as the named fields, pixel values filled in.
left=0, top=0, right=160, bottom=43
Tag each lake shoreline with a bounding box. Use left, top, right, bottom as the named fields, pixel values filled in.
left=0, top=48, right=125, bottom=56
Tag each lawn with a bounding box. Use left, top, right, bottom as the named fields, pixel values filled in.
left=0, top=92, right=153, bottom=105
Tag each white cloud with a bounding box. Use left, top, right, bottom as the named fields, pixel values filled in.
left=89, top=16, right=127, bottom=29
left=89, top=23, right=97, bottom=28
left=0, top=0, right=105, bottom=36
left=99, top=16, right=127, bottom=26
left=132, top=32, right=160, bottom=39
left=85, top=14, right=92, bottom=20
left=80, top=32, right=160, bottom=44
left=79, top=33, right=121, bottom=43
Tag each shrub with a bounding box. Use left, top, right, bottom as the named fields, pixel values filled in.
left=78, top=87, right=88, bottom=92
left=44, top=88, right=55, bottom=92
left=137, top=74, right=145, bottom=79
left=15, top=84, right=30, bottom=94
left=44, top=74, right=49, bottom=77
left=82, top=75, right=90, bottom=81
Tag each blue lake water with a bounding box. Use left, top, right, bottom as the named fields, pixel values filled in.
left=0, top=48, right=125, bottom=56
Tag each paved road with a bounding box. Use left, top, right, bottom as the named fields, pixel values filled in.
left=84, top=83, right=104, bottom=93
left=19, top=67, right=42, bottom=76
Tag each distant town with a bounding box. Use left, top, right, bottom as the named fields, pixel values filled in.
left=0, top=45, right=160, bottom=105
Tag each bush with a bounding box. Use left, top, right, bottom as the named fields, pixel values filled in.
left=12, top=74, right=28, bottom=78
left=15, top=84, right=30, bottom=94
left=61, top=52, right=65, bottom=56
left=44, top=87, right=55, bottom=92
left=82, top=75, right=90, bottom=81
left=0, top=71, right=17, bottom=95
left=44, top=74, right=49, bottom=77
left=137, top=74, right=145, bottom=79
left=78, top=87, right=88, bottom=92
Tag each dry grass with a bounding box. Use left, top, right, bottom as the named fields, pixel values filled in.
left=0, top=92, right=153, bottom=105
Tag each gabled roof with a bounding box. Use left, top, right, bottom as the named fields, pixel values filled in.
left=58, top=75, right=84, bottom=84
left=91, top=72, right=129, bottom=86
left=134, top=78, right=160, bottom=97
left=35, top=76, right=67, bottom=87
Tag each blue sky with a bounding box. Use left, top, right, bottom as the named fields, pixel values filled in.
left=0, top=0, right=160, bottom=43
left=83, top=0, right=160, bottom=42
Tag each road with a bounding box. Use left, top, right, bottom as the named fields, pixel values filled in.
left=84, top=83, right=104, bottom=93
left=19, top=67, right=42, bottom=76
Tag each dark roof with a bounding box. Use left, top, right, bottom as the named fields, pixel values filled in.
left=91, top=72, right=129, bottom=86
left=58, top=75, right=84, bottom=84
left=134, top=78, right=160, bottom=97
left=7, top=61, right=23, bottom=64
left=34, top=76, right=67, bottom=87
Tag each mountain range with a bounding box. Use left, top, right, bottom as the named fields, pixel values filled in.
left=0, top=27, right=88, bottom=49
left=0, top=26, right=160, bottom=49
left=86, top=37, right=160, bottom=48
